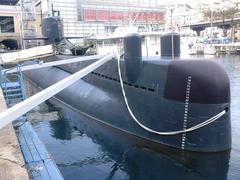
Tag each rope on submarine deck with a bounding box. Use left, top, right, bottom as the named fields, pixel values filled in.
left=116, top=53, right=226, bottom=136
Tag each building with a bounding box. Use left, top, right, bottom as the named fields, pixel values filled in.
left=19, top=0, right=43, bottom=48
left=0, top=0, right=43, bottom=50
left=0, top=0, right=21, bottom=50
left=163, top=2, right=204, bottom=36
left=40, top=0, right=166, bottom=37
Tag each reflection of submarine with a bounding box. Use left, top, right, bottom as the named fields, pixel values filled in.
left=47, top=98, right=230, bottom=180
left=122, top=148, right=230, bottom=180
left=24, top=17, right=231, bottom=152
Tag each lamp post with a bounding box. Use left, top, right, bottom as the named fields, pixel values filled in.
left=210, top=7, right=213, bottom=39
left=18, top=0, right=25, bottom=49
left=170, top=8, right=174, bottom=59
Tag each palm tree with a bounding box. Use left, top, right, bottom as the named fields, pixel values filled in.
left=203, top=5, right=239, bottom=40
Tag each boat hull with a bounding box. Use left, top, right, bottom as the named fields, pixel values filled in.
left=24, top=57, right=231, bottom=152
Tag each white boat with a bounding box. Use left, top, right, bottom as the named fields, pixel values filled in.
left=189, top=48, right=197, bottom=55
left=204, top=45, right=216, bottom=55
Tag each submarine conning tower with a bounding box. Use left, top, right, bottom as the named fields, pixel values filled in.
left=42, top=16, right=64, bottom=45
left=161, top=32, right=180, bottom=57
left=124, top=33, right=143, bottom=83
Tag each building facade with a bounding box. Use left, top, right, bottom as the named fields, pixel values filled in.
left=0, top=3, right=21, bottom=49
left=40, top=0, right=166, bottom=37
left=0, top=0, right=44, bottom=49
left=163, top=2, right=204, bottom=36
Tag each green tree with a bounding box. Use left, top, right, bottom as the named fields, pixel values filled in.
left=203, top=5, right=239, bottom=40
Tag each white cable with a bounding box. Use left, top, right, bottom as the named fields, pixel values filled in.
left=116, top=53, right=226, bottom=136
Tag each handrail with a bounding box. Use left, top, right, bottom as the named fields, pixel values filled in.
left=4, top=54, right=105, bottom=74
left=17, top=64, right=26, bottom=100
left=3, top=73, right=21, bottom=104
left=1, top=60, right=40, bottom=105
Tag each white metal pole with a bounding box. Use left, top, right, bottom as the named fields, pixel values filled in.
left=0, top=53, right=115, bottom=129
left=17, top=3, right=23, bottom=49
left=171, top=8, right=174, bottom=59
left=5, top=54, right=105, bottom=73
left=19, top=0, right=25, bottom=49
left=210, top=8, right=213, bottom=39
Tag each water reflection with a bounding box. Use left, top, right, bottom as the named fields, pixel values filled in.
left=37, top=99, right=230, bottom=180
left=123, top=148, right=230, bottom=180
left=49, top=120, right=73, bottom=140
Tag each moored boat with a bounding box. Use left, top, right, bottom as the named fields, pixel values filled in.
left=24, top=34, right=231, bottom=152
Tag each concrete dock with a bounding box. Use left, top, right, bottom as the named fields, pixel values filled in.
left=213, top=43, right=240, bottom=54
left=0, top=89, right=29, bottom=180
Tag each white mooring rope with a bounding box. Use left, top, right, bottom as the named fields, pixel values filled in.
left=116, top=53, right=226, bottom=135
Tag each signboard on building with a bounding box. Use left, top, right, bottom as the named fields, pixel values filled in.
left=83, top=8, right=165, bottom=23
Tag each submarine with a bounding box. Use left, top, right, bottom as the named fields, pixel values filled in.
left=23, top=11, right=93, bottom=56
left=24, top=17, right=231, bottom=152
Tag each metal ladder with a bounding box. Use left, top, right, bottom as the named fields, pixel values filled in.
left=0, top=63, right=27, bottom=126
left=1, top=64, right=26, bottom=107
left=0, top=60, right=42, bottom=106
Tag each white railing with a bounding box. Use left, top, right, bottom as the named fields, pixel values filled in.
left=5, top=54, right=105, bottom=73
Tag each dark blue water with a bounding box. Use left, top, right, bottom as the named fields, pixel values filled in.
left=32, top=55, right=240, bottom=180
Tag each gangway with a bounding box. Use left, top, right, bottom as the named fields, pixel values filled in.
left=0, top=53, right=115, bottom=129
left=0, top=45, right=55, bottom=64
left=0, top=53, right=115, bottom=179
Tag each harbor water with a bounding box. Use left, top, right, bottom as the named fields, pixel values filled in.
left=31, top=55, right=240, bottom=180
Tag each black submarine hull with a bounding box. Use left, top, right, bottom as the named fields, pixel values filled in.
left=24, top=55, right=231, bottom=152
left=48, top=96, right=231, bottom=180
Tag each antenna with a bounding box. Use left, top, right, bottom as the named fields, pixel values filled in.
left=170, top=8, right=174, bottom=59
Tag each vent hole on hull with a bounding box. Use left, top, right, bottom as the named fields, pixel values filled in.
left=224, top=107, right=229, bottom=113
left=91, top=71, right=155, bottom=93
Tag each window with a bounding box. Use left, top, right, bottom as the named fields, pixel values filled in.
left=0, top=16, right=15, bottom=33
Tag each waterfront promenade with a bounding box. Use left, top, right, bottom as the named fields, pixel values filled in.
left=0, top=88, right=29, bottom=179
